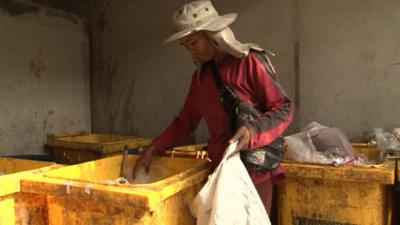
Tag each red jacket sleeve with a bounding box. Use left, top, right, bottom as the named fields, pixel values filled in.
left=152, top=74, right=202, bottom=153
left=244, top=52, right=294, bottom=149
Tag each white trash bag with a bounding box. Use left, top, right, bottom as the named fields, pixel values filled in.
left=190, top=142, right=271, bottom=225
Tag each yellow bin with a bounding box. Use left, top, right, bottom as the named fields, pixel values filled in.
left=46, top=134, right=152, bottom=164
left=166, top=144, right=208, bottom=159
left=396, top=158, right=400, bottom=225
left=21, top=155, right=211, bottom=225
left=0, top=158, right=60, bottom=225
left=397, top=158, right=399, bottom=182
left=278, top=144, right=395, bottom=225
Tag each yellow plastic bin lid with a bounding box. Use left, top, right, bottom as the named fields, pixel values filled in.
left=0, top=157, right=60, bottom=196
left=0, top=158, right=61, bottom=225
left=47, top=134, right=153, bottom=154
left=21, top=155, right=211, bottom=211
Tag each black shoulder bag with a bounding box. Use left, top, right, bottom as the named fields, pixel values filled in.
left=207, top=60, right=284, bottom=172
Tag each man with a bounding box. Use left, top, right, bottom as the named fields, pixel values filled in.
left=133, top=0, right=294, bottom=215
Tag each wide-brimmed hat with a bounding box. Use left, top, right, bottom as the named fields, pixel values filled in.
left=164, top=1, right=237, bottom=43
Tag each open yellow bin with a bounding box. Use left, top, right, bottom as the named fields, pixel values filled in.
left=46, top=134, right=152, bottom=164
left=0, top=158, right=60, bottom=225
left=278, top=144, right=395, bottom=225
left=21, top=155, right=211, bottom=225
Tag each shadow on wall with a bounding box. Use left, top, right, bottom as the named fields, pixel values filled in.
left=0, top=0, right=38, bottom=15
left=0, top=0, right=87, bottom=25
left=0, top=0, right=87, bottom=16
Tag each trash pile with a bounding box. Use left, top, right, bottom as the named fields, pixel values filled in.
left=285, top=122, right=369, bottom=166
left=285, top=122, right=400, bottom=166
left=368, top=128, right=400, bottom=159
left=103, top=165, right=166, bottom=185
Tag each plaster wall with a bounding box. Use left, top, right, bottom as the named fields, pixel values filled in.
left=0, top=7, right=90, bottom=155
left=90, top=0, right=297, bottom=144
left=91, top=0, right=400, bottom=143
left=298, top=0, right=400, bottom=140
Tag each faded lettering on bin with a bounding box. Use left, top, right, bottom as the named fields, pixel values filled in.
left=291, top=211, right=358, bottom=225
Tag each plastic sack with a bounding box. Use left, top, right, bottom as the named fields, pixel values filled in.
left=190, top=142, right=271, bottom=225
left=369, top=128, right=400, bottom=152
left=284, top=131, right=333, bottom=164
left=303, top=122, right=353, bottom=157
left=284, top=122, right=354, bottom=165
left=394, top=128, right=400, bottom=141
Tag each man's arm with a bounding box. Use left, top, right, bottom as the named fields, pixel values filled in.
left=152, top=74, right=203, bottom=153
left=244, top=52, right=294, bottom=149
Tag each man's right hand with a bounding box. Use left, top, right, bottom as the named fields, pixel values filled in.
left=132, top=145, right=156, bottom=179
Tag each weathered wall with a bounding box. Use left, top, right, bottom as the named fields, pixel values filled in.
left=91, top=0, right=400, bottom=143
left=298, top=0, right=400, bottom=140
left=0, top=1, right=91, bottom=155
left=90, top=0, right=297, bottom=144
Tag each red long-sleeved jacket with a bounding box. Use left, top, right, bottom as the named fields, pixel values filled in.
left=153, top=51, right=294, bottom=184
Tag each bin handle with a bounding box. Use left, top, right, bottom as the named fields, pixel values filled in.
left=120, top=145, right=129, bottom=177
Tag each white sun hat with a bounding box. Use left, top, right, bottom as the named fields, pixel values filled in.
left=164, top=1, right=237, bottom=43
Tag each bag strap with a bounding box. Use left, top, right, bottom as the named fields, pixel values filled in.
left=208, top=60, right=225, bottom=91
left=206, top=60, right=237, bottom=132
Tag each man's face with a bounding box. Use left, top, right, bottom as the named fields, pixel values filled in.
left=179, top=31, right=216, bottom=63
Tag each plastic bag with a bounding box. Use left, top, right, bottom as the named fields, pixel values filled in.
left=369, top=128, right=400, bottom=159
left=190, top=142, right=271, bottom=225
left=394, top=128, right=400, bottom=141
left=284, top=122, right=354, bottom=165
left=303, top=122, right=353, bottom=157
left=284, top=131, right=333, bottom=164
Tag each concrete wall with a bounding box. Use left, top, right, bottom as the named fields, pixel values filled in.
left=91, top=0, right=400, bottom=143
left=0, top=3, right=91, bottom=155
left=90, top=0, right=297, bottom=144
left=298, top=0, right=400, bottom=140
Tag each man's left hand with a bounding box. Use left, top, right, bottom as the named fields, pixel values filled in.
left=228, top=126, right=251, bottom=158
